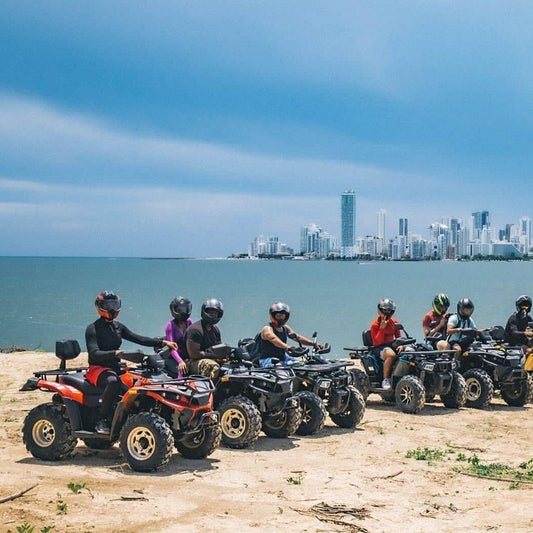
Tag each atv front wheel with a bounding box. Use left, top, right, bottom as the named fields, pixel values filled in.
left=395, top=375, right=425, bottom=414
left=262, top=405, right=303, bottom=439
left=23, top=403, right=77, bottom=461
left=350, top=368, right=370, bottom=401
left=175, top=424, right=222, bottom=459
left=295, top=391, right=326, bottom=436
left=329, top=386, right=366, bottom=428
left=119, top=412, right=174, bottom=472
left=500, top=373, right=533, bottom=407
left=218, top=395, right=262, bottom=449
left=463, top=368, right=493, bottom=409
left=440, top=372, right=467, bottom=409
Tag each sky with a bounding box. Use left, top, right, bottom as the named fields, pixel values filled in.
left=2, top=1, right=533, bottom=257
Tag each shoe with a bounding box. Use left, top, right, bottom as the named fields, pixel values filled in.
left=95, top=419, right=111, bottom=434
left=381, top=378, right=392, bottom=390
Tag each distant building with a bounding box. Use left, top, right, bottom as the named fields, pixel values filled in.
left=300, top=223, right=336, bottom=258
left=399, top=218, right=408, bottom=237
left=341, top=190, right=356, bottom=258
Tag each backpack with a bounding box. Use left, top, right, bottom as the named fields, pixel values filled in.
left=247, top=331, right=263, bottom=359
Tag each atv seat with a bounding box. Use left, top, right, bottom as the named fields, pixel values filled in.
left=362, top=330, right=374, bottom=348
left=60, top=372, right=103, bottom=395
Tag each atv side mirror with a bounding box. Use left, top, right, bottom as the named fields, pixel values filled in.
left=395, top=323, right=404, bottom=330
left=287, top=332, right=297, bottom=340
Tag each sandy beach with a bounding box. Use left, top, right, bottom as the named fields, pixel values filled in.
left=1, top=350, right=533, bottom=533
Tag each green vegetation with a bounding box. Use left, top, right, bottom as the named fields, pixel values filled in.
left=286, top=473, right=303, bottom=485
left=405, top=447, right=533, bottom=489
left=16, top=524, right=54, bottom=533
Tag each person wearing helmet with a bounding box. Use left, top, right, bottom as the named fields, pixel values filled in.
left=446, top=298, right=479, bottom=358
left=504, top=295, right=533, bottom=347
left=183, top=298, right=224, bottom=380
left=257, top=302, right=319, bottom=367
left=85, top=290, right=178, bottom=434
left=164, top=296, right=193, bottom=378
left=422, top=293, right=451, bottom=350
left=370, top=298, right=403, bottom=390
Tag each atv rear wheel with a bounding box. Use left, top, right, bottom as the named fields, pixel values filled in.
left=119, top=412, right=174, bottom=472
left=500, top=373, right=533, bottom=407
left=440, top=371, right=467, bottom=409
left=23, top=403, right=77, bottom=461
left=395, top=375, right=425, bottom=414
left=175, top=424, right=222, bottom=459
left=330, top=386, right=366, bottom=428
left=262, top=405, right=303, bottom=439
left=463, top=368, right=493, bottom=409
left=295, top=391, right=326, bottom=436
left=350, top=368, right=370, bottom=401
left=218, top=395, right=262, bottom=449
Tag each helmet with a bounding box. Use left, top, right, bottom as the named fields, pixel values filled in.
left=170, top=296, right=192, bottom=320
left=432, top=293, right=450, bottom=315
left=269, top=302, right=290, bottom=327
left=201, top=298, right=224, bottom=325
left=95, top=290, right=121, bottom=320
left=457, top=298, right=474, bottom=319
left=515, top=295, right=532, bottom=313
left=377, top=298, right=396, bottom=317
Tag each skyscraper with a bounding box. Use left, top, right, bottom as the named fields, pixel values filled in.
left=399, top=218, right=408, bottom=237
left=341, top=190, right=356, bottom=258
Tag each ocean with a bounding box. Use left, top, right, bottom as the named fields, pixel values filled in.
left=1, top=257, right=531, bottom=354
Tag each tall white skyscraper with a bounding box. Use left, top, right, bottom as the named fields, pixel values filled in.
left=377, top=209, right=386, bottom=240
left=341, top=190, right=356, bottom=258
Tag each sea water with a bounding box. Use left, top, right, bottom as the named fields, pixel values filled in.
left=0, top=257, right=531, bottom=354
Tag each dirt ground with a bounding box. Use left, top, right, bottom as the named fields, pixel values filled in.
left=1, top=350, right=533, bottom=533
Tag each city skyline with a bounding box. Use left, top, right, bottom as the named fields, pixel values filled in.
left=246, top=191, right=531, bottom=259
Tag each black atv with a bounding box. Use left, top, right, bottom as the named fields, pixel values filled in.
left=454, top=326, right=533, bottom=408
left=345, top=325, right=467, bottom=414
left=167, top=343, right=303, bottom=449
left=286, top=333, right=365, bottom=434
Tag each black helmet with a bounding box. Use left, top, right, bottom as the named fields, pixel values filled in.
left=95, top=290, right=121, bottom=320
left=170, top=296, right=192, bottom=320
left=269, top=302, right=290, bottom=327
left=432, top=293, right=450, bottom=315
left=457, top=298, right=474, bottom=319
left=201, top=298, right=224, bottom=325
left=515, top=295, right=532, bottom=313
left=377, top=298, right=396, bottom=317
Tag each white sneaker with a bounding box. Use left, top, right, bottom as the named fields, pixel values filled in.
left=381, top=378, right=392, bottom=390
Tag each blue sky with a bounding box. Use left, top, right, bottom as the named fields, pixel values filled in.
left=2, top=1, right=533, bottom=257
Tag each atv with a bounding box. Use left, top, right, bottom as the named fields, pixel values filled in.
left=21, top=340, right=221, bottom=472
left=284, top=332, right=365, bottom=434
left=345, top=325, right=467, bottom=414
left=166, top=343, right=303, bottom=449
left=453, top=326, right=533, bottom=408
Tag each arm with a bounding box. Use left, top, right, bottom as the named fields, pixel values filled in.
left=121, top=323, right=177, bottom=351
left=165, top=322, right=184, bottom=363
left=285, top=326, right=321, bottom=348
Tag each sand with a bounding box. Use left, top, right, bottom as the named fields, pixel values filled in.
left=1, top=350, right=532, bottom=533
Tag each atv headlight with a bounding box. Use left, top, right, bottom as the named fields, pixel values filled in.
left=317, top=379, right=332, bottom=390
left=451, top=360, right=457, bottom=370
left=423, top=363, right=435, bottom=372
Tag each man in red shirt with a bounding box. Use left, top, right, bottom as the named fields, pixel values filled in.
left=370, top=298, right=402, bottom=390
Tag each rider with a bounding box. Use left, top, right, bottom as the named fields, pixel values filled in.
left=258, top=302, right=319, bottom=367
left=504, top=295, right=533, bottom=347
left=446, top=298, right=479, bottom=359
left=164, top=296, right=193, bottom=378
left=422, top=293, right=451, bottom=350
left=85, top=290, right=177, bottom=434
left=370, top=298, right=403, bottom=390
left=183, top=298, right=224, bottom=381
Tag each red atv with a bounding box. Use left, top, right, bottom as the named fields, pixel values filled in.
left=20, top=340, right=221, bottom=472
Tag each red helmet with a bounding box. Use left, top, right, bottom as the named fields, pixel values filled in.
left=95, top=291, right=121, bottom=320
